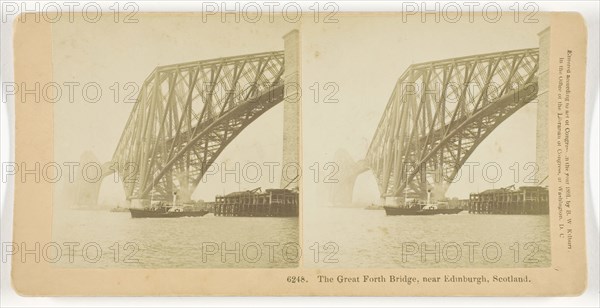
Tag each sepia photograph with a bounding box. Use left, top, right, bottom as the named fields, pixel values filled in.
left=303, top=14, right=552, bottom=268
left=49, top=14, right=301, bottom=268
left=5, top=3, right=594, bottom=299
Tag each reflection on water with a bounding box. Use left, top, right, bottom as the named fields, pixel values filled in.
left=304, top=207, right=551, bottom=268
left=53, top=209, right=299, bottom=268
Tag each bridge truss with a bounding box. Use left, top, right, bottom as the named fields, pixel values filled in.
left=366, top=48, right=540, bottom=199
left=112, top=51, right=286, bottom=201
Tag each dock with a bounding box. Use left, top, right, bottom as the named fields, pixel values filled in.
left=468, top=186, right=549, bottom=214
left=214, top=188, right=299, bottom=217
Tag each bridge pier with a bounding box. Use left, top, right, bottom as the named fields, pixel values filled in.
left=536, top=27, right=550, bottom=183
left=429, top=180, right=450, bottom=203
left=281, top=29, right=300, bottom=190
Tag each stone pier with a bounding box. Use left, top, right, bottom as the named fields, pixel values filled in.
left=281, top=30, right=301, bottom=189
left=536, top=27, right=550, bottom=184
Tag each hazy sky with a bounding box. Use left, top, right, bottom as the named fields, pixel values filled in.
left=51, top=13, right=549, bottom=205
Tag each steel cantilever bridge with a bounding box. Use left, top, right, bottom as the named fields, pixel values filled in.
left=337, top=48, right=541, bottom=203
left=73, top=45, right=540, bottom=207
left=114, top=47, right=539, bottom=204
left=111, top=51, right=286, bottom=202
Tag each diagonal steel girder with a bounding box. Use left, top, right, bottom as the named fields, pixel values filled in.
left=111, top=51, right=285, bottom=201
left=366, top=48, right=540, bottom=198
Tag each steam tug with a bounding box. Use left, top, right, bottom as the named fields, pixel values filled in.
left=129, top=192, right=209, bottom=218
left=383, top=190, right=463, bottom=216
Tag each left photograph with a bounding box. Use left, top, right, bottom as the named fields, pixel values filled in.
left=51, top=14, right=300, bottom=268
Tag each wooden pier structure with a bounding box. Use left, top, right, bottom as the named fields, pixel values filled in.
left=214, top=188, right=299, bottom=217
left=468, top=186, right=549, bottom=214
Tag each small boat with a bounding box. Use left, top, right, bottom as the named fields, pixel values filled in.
left=384, top=204, right=463, bottom=216
left=129, top=206, right=209, bottom=218
left=365, top=204, right=384, bottom=210
left=384, top=190, right=463, bottom=216
left=129, top=192, right=208, bottom=218
left=110, top=206, right=129, bottom=213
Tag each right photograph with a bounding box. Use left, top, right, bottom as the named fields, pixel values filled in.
left=303, top=14, right=551, bottom=268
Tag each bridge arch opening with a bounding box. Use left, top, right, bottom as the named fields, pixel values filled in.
left=351, top=171, right=380, bottom=206
left=97, top=174, right=127, bottom=208
left=190, top=103, right=285, bottom=202
left=445, top=102, right=538, bottom=200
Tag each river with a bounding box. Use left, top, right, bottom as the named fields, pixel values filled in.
left=53, top=209, right=299, bottom=268
left=52, top=207, right=550, bottom=269
left=303, top=207, right=551, bottom=268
